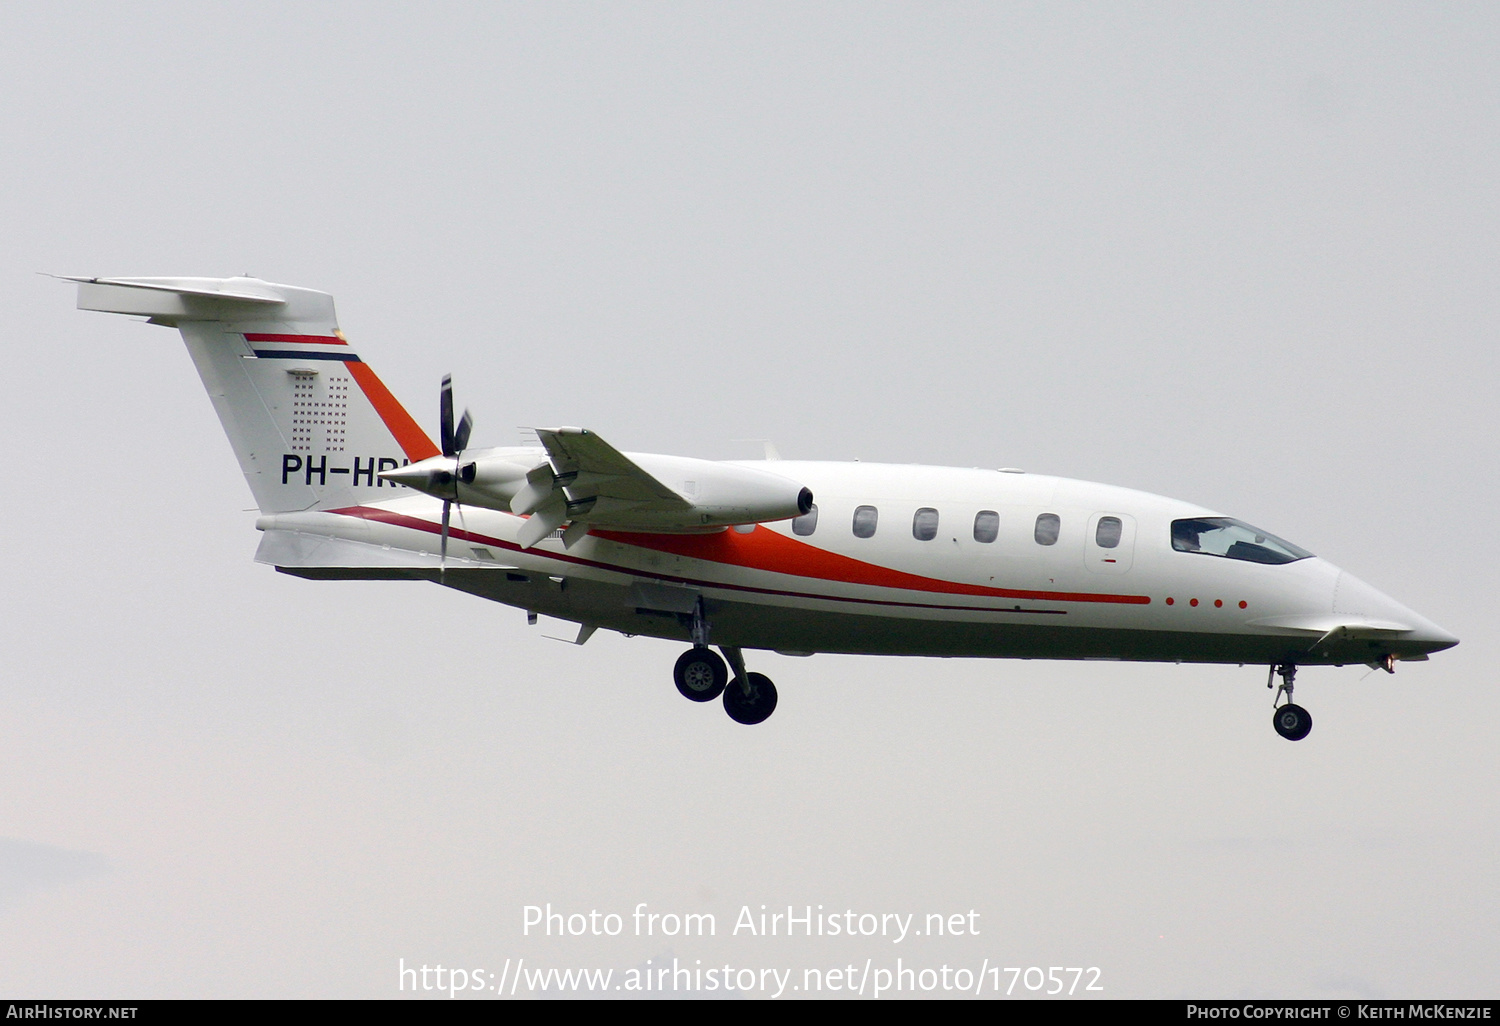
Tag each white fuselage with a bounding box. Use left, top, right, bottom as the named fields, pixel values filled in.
left=258, top=454, right=1457, bottom=667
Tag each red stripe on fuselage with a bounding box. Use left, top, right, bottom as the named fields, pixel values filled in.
left=244, top=333, right=348, bottom=345
left=328, top=507, right=1150, bottom=607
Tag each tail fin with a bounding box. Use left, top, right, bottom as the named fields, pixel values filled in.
left=69, top=276, right=439, bottom=514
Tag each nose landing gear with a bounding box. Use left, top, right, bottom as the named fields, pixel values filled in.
left=1268, top=663, right=1312, bottom=741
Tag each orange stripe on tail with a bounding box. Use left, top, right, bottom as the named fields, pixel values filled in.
left=346, top=360, right=440, bottom=461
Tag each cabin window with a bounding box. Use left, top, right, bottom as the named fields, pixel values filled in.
left=973, top=510, right=999, bottom=543
left=853, top=505, right=878, bottom=538
left=1171, top=517, right=1313, bottom=565
left=1096, top=516, right=1123, bottom=548
left=1034, top=513, right=1060, bottom=546
left=912, top=507, right=939, bottom=541
left=792, top=504, right=818, bottom=537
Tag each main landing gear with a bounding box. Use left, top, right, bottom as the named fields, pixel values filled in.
left=672, top=645, right=779, bottom=724
left=1268, top=663, right=1312, bottom=741
left=670, top=599, right=779, bottom=724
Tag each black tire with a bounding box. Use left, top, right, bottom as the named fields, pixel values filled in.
left=723, top=672, right=778, bottom=725
left=674, top=648, right=727, bottom=702
left=1273, top=703, right=1312, bottom=741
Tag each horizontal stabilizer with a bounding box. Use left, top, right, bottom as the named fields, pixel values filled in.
left=65, top=275, right=292, bottom=322
left=60, top=275, right=285, bottom=304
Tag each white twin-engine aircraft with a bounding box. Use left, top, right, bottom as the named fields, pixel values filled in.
left=68, top=275, right=1458, bottom=737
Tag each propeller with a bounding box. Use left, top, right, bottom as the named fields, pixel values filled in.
left=437, top=374, right=473, bottom=573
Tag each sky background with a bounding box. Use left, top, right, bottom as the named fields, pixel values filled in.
left=1, top=2, right=1495, bottom=999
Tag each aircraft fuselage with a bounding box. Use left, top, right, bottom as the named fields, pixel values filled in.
left=262, top=455, right=1455, bottom=669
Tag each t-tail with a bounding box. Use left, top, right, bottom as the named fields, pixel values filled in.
left=67, top=276, right=439, bottom=514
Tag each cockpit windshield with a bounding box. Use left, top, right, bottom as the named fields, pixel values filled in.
left=1170, top=518, right=1313, bottom=565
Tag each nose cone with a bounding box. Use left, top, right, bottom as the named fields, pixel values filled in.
left=1334, top=570, right=1459, bottom=655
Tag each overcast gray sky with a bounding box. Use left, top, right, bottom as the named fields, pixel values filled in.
left=1, top=2, right=1495, bottom=999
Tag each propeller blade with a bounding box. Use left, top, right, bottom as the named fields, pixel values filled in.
left=437, top=377, right=469, bottom=583
left=453, top=409, right=473, bottom=454
left=440, top=374, right=456, bottom=457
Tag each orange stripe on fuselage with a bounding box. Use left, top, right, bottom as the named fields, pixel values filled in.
left=328, top=508, right=1145, bottom=608
left=346, top=360, right=441, bottom=461
left=592, top=527, right=1151, bottom=605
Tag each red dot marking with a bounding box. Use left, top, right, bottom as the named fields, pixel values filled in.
left=1190, top=598, right=1199, bottom=607
left=1165, top=597, right=1174, bottom=605
left=1214, top=599, right=1223, bottom=608
left=1239, top=600, right=1248, bottom=609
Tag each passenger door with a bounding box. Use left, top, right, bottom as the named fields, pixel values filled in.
left=1083, top=512, right=1136, bottom=575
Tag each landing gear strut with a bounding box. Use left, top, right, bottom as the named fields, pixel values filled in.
left=672, top=599, right=731, bottom=702
left=1268, top=663, right=1312, bottom=741
left=670, top=602, right=779, bottom=723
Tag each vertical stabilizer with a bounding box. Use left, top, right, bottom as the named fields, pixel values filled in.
left=70, top=276, right=439, bottom=514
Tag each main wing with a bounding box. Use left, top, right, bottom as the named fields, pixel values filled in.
left=390, top=425, right=812, bottom=549
left=518, top=427, right=694, bottom=545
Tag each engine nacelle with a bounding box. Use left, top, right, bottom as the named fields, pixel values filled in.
left=382, top=447, right=812, bottom=534
left=615, top=452, right=814, bottom=530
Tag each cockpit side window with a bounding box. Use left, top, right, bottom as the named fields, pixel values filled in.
left=1170, top=518, right=1313, bottom=565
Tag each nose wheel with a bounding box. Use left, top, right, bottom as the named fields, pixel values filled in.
left=1268, top=663, right=1312, bottom=741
